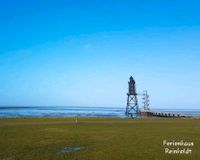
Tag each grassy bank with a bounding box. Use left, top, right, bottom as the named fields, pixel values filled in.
left=0, top=117, right=199, bottom=160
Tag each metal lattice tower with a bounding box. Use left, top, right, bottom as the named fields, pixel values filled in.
left=142, top=90, right=150, bottom=111
left=125, top=76, right=139, bottom=117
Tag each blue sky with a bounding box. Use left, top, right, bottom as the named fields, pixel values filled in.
left=0, top=0, right=200, bottom=108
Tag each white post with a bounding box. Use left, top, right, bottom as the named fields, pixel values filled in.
left=75, top=116, right=78, bottom=124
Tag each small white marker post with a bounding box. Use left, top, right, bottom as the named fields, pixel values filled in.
left=75, top=115, right=78, bottom=124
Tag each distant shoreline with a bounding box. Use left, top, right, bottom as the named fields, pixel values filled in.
left=0, top=116, right=200, bottom=121
left=0, top=106, right=200, bottom=118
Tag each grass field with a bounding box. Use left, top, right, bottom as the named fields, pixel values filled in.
left=0, top=117, right=200, bottom=160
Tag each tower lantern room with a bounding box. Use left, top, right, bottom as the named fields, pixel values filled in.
left=128, top=76, right=136, bottom=95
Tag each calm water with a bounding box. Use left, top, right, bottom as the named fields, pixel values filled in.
left=0, top=106, right=200, bottom=118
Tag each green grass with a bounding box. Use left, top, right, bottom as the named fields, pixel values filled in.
left=0, top=117, right=200, bottom=160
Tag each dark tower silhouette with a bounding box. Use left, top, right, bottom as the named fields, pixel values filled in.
left=125, top=76, right=139, bottom=117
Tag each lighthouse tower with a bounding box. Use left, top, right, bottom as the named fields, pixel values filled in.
left=125, top=76, right=139, bottom=117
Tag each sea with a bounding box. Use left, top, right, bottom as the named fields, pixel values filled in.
left=0, top=106, right=200, bottom=118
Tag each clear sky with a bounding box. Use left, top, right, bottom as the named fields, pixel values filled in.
left=0, top=0, right=200, bottom=108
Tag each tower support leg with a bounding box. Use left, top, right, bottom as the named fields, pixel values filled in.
left=125, top=94, right=139, bottom=117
